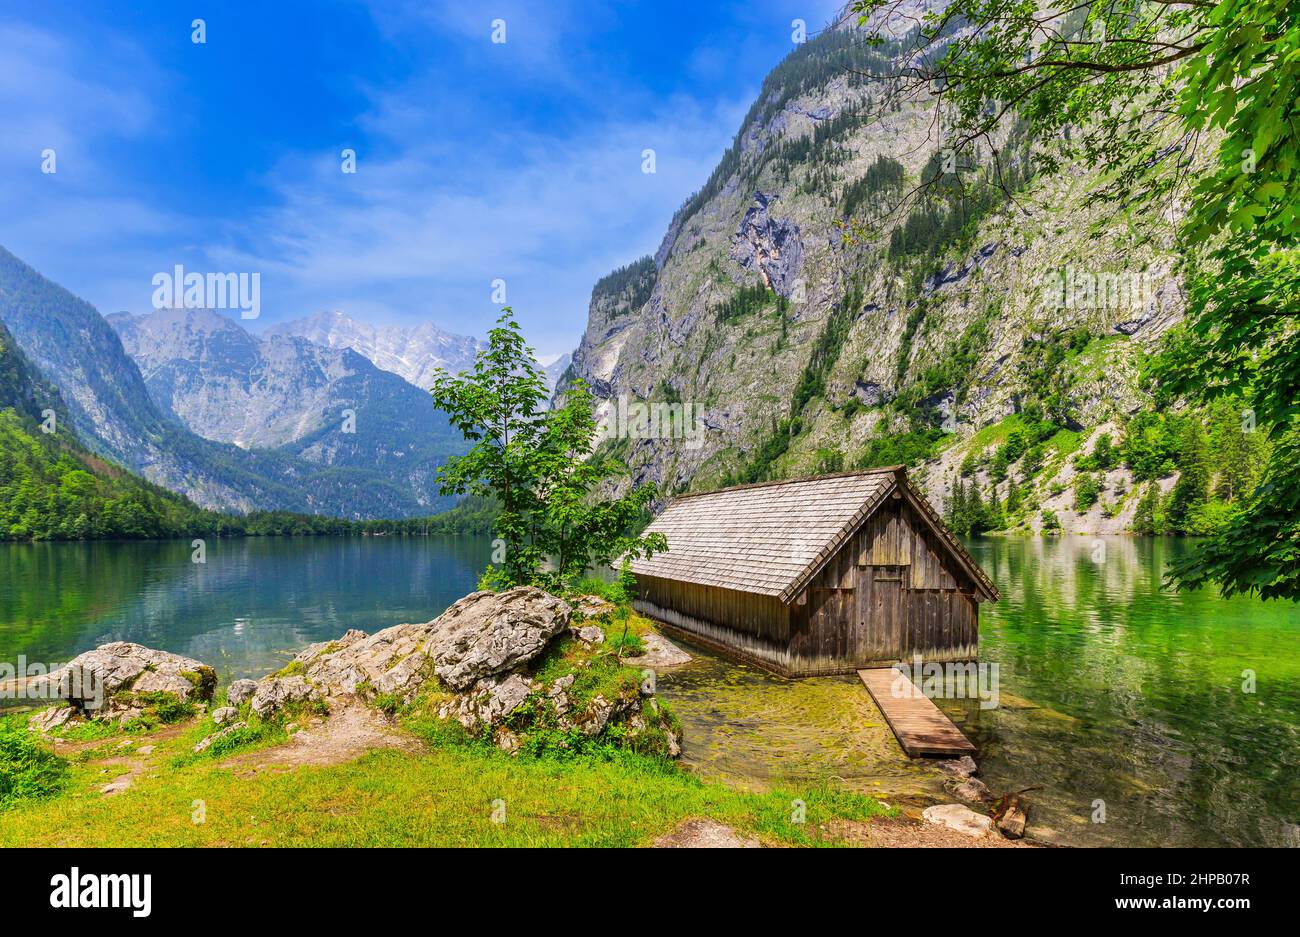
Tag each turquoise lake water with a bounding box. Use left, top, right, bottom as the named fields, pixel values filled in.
left=1, top=534, right=1295, bottom=846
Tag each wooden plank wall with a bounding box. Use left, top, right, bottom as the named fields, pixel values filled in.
left=802, top=499, right=980, bottom=666
left=633, top=497, right=982, bottom=675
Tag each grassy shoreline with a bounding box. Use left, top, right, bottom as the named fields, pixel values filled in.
left=0, top=599, right=899, bottom=848
left=0, top=705, right=892, bottom=847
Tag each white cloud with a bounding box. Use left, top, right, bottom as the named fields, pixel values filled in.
left=222, top=92, right=747, bottom=355
left=0, top=2, right=805, bottom=357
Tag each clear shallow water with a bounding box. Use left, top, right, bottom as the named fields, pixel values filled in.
left=961, top=536, right=1300, bottom=848
left=1, top=534, right=1296, bottom=847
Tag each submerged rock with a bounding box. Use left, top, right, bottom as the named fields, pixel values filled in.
left=922, top=804, right=994, bottom=837
left=623, top=633, right=693, bottom=669
left=936, top=755, right=978, bottom=779
left=952, top=778, right=993, bottom=804
left=997, top=804, right=1028, bottom=839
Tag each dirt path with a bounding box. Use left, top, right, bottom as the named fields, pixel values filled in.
left=220, top=700, right=422, bottom=775
left=50, top=724, right=194, bottom=797
left=652, top=814, right=1040, bottom=847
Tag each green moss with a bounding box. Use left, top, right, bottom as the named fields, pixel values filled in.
left=272, top=659, right=306, bottom=678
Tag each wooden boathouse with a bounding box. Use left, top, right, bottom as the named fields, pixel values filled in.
left=627, top=467, right=999, bottom=677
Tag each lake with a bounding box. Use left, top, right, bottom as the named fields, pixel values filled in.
left=1, top=534, right=1296, bottom=847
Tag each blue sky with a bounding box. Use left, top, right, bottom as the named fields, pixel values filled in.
left=0, top=0, right=844, bottom=356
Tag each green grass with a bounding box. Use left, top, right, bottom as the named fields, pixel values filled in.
left=0, top=714, right=69, bottom=810
left=956, top=413, right=1030, bottom=456
left=0, top=600, right=896, bottom=846
left=0, top=710, right=890, bottom=847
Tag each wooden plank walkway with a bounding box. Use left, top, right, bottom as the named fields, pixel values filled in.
left=858, top=668, right=976, bottom=758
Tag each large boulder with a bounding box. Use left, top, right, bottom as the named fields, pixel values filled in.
left=250, top=675, right=319, bottom=719
left=45, top=643, right=214, bottom=718
left=244, top=587, right=570, bottom=719
left=425, top=588, right=571, bottom=690
left=237, top=586, right=680, bottom=760
left=226, top=679, right=257, bottom=707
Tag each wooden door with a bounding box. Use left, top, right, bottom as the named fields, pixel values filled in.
left=864, top=566, right=904, bottom=660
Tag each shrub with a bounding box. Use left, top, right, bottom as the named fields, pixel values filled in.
left=0, top=715, right=68, bottom=809
left=1073, top=473, right=1102, bottom=512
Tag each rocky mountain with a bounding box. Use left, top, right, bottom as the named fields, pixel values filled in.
left=0, top=317, right=223, bottom=541
left=561, top=10, right=1186, bottom=535
left=109, top=306, right=465, bottom=515
left=0, top=316, right=63, bottom=424
left=269, top=310, right=483, bottom=392
left=0, top=247, right=458, bottom=518
left=541, top=352, right=572, bottom=394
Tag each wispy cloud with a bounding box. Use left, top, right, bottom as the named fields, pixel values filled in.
left=222, top=91, right=745, bottom=353
left=0, top=0, right=836, bottom=356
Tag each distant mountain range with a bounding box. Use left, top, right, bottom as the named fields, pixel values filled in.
left=268, top=310, right=484, bottom=392
left=0, top=247, right=483, bottom=518
left=269, top=309, right=571, bottom=393
left=0, top=243, right=583, bottom=519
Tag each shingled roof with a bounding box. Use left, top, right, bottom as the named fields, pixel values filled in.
left=627, top=467, right=998, bottom=603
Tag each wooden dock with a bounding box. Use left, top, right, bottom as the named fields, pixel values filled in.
left=858, top=668, right=976, bottom=758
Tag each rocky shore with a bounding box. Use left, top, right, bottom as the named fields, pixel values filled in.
left=26, top=586, right=682, bottom=761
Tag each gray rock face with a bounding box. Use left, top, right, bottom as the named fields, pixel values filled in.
left=226, top=679, right=257, bottom=707
left=108, top=306, right=466, bottom=519
left=194, top=721, right=247, bottom=754
left=267, top=309, right=484, bottom=392
left=425, top=588, right=572, bottom=690
left=441, top=673, right=536, bottom=729
left=29, top=705, right=75, bottom=733
left=575, top=625, right=605, bottom=645
left=53, top=642, right=215, bottom=715
left=558, top=8, right=1184, bottom=524
left=250, top=675, right=319, bottom=719
left=731, top=191, right=804, bottom=297
left=243, top=587, right=570, bottom=719
left=234, top=587, right=678, bottom=759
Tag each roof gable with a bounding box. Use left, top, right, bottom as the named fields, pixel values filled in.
left=627, top=467, right=998, bottom=603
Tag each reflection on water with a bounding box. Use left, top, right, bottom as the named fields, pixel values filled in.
left=661, top=536, right=1300, bottom=847
left=964, top=536, right=1300, bottom=848
left=1, top=534, right=1296, bottom=846
left=0, top=536, right=490, bottom=684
